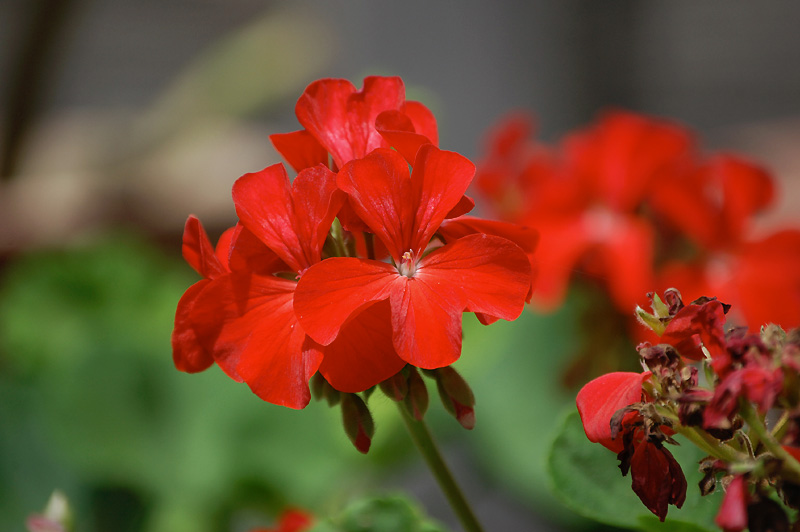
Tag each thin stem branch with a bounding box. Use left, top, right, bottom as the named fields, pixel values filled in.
left=740, top=402, right=800, bottom=484
left=396, top=402, right=484, bottom=532
left=674, top=425, right=748, bottom=463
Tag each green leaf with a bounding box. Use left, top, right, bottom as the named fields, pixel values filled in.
left=548, top=410, right=722, bottom=531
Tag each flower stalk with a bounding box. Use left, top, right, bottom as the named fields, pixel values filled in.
left=396, top=402, right=485, bottom=532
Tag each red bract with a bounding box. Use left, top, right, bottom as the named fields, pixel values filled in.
left=576, top=371, right=652, bottom=453
left=294, top=145, right=532, bottom=369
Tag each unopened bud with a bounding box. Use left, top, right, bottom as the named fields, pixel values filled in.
left=403, top=368, right=428, bottom=421
left=340, top=394, right=374, bottom=454
left=311, top=373, right=341, bottom=407
left=431, top=366, right=476, bottom=430
left=378, top=371, right=408, bottom=402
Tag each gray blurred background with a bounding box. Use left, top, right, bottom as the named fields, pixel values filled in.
left=2, top=2, right=800, bottom=531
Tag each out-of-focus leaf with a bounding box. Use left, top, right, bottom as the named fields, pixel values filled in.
left=548, top=410, right=721, bottom=532
left=307, top=494, right=448, bottom=532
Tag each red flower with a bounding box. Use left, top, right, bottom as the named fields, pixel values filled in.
left=179, top=163, right=403, bottom=407
left=271, top=76, right=438, bottom=172
left=294, top=145, right=532, bottom=369
left=576, top=371, right=652, bottom=453
left=474, top=111, right=694, bottom=312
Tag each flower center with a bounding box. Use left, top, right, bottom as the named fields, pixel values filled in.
left=398, top=250, right=417, bottom=278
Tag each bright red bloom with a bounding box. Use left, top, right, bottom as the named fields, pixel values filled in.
left=180, top=163, right=404, bottom=407
left=294, top=145, right=532, bottom=369
left=576, top=371, right=652, bottom=453
left=474, top=111, right=694, bottom=312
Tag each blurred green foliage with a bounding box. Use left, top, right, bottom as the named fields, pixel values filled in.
left=308, top=494, right=447, bottom=532
left=0, top=232, right=416, bottom=532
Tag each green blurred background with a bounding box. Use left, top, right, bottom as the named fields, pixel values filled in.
left=2, top=2, right=800, bottom=531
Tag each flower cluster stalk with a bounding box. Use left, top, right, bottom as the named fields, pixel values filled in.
left=397, top=402, right=485, bottom=532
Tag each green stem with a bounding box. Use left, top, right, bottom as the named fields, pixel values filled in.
left=674, top=425, right=748, bottom=463
left=396, top=402, right=484, bottom=532
left=740, top=402, right=800, bottom=484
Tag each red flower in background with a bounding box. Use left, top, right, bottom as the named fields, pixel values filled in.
left=475, top=109, right=800, bottom=330
left=475, top=111, right=692, bottom=312
left=294, top=145, right=532, bottom=369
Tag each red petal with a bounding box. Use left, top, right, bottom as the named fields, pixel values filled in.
left=191, top=273, right=322, bottom=409
left=630, top=441, right=672, bottom=521
left=388, top=275, right=464, bottom=368
left=715, top=475, right=748, bottom=532
left=182, top=215, right=227, bottom=279
left=662, top=300, right=727, bottom=360
left=597, top=217, right=655, bottom=311
left=270, top=130, right=329, bottom=173
left=294, top=257, right=400, bottom=345
left=445, top=194, right=475, bottom=219
left=410, top=145, right=476, bottom=257
left=564, top=110, right=693, bottom=212
left=375, top=109, right=432, bottom=164
left=228, top=224, right=290, bottom=275
left=295, top=76, right=405, bottom=168
left=730, top=229, right=800, bottom=328
left=576, top=371, right=651, bottom=453
left=401, top=100, right=438, bottom=147
left=318, top=300, right=406, bottom=393
left=439, top=216, right=539, bottom=300
left=716, top=154, right=774, bottom=244
left=337, top=148, right=415, bottom=261
left=214, top=226, right=236, bottom=270
left=417, top=234, right=531, bottom=322
left=233, top=164, right=341, bottom=273
left=172, top=280, right=216, bottom=373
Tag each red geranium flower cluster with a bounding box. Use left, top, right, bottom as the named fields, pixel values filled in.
left=171, top=76, right=535, bottom=448
left=577, top=289, right=800, bottom=527
left=473, top=111, right=800, bottom=329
